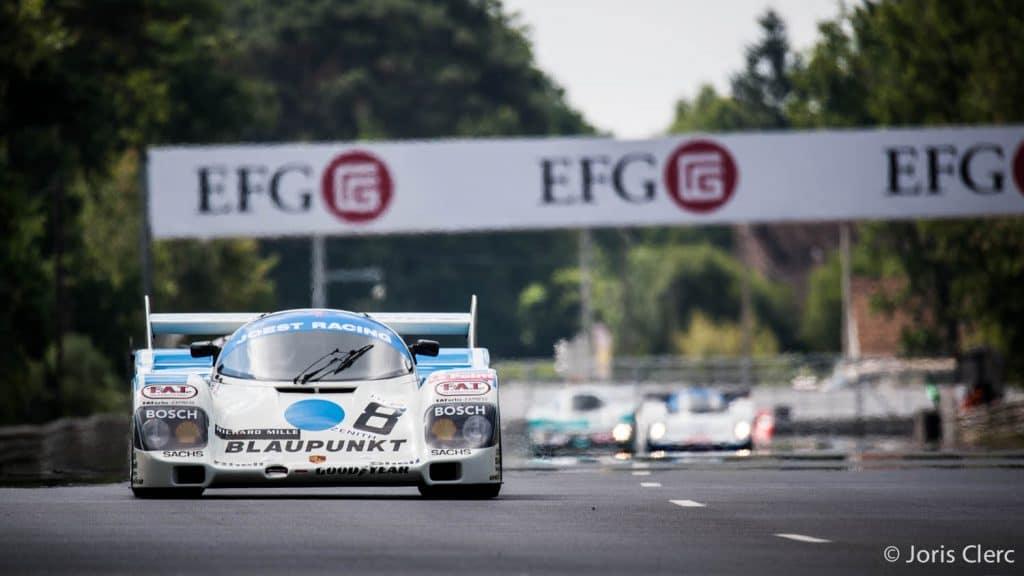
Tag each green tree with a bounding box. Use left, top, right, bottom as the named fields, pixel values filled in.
left=794, top=0, right=1024, bottom=374
left=660, top=9, right=802, bottom=359
left=0, top=0, right=279, bottom=422
left=596, top=242, right=795, bottom=356
left=669, top=85, right=753, bottom=133
left=674, top=312, right=779, bottom=358
left=219, top=0, right=592, bottom=357
left=800, top=252, right=842, bottom=352
left=730, top=9, right=798, bottom=130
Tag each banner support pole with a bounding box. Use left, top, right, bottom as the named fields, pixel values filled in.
left=312, top=235, right=326, bottom=308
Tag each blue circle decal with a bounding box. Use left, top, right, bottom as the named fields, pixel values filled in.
left=285, top=399, right=345, bottom=431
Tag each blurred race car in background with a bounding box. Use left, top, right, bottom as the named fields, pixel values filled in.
left=525, top=386, right=635, bottom=456
left=634, top=388, right=763, bottom=452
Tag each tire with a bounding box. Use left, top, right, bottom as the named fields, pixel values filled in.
left=131, top=487, right=205, bottom=499
left=417, top=483, right=501, bottom=499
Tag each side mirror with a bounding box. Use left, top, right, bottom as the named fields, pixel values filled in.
left=409, top=339, right=440, bottom=358
left=190, top=341, right=221, bottom=359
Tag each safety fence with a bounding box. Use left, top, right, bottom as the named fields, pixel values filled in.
left=496, top=355, right=957, bottom=388
left=959, top=400, right=1024, bottom=448
left=0, top=414, right=128, bottom=483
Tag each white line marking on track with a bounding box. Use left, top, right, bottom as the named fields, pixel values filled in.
left=631, top=462, right=650, bottom=469
left=669, top=499, right=705, bottom=508
left=631, top=471, right=651, bottom=476
left=775, top=533, right=831, bottom=544
left=640, top=482, right=661, bottom=488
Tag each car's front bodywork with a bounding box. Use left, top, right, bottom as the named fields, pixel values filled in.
left=131, top=303, right=501, bottom=497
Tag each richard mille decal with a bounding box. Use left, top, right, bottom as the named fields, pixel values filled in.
left=215, top=425, right=300, bottom=440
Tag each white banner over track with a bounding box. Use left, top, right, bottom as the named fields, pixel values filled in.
left=148, top=125, right=1024, bottom=238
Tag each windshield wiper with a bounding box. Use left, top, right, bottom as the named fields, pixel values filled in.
left=295, top=344, right=375, bottom=385
left=292, top=348, right=342, bottom=385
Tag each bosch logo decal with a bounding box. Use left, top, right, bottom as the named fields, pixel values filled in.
left=145, top=408, right=199, bottom=420
left=433, top=405, right=487, bottom=417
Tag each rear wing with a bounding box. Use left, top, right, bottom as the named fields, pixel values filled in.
left=144, top=295, right=478, bottom=349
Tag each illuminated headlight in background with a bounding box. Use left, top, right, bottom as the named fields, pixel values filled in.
left=612, top=423, right=633, bottom=443
left=141, top=419, right=172, bottom=449
left=426, top=403, right=497, bottom=449
left=135, top=405, right=208, bottom=451
left=734, top=420, right=752, bottom=440
left=462, top=415, right=493, bottom=447
left=649, top=422, right=667, bottom=441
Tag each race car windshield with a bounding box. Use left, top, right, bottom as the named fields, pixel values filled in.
left=668, top=389, right=727, bottom=414
left=218, top=331, right=412, bottom=382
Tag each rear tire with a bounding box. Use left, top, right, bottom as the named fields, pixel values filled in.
left=131, top=487, right=205, bottom=499
left=417, top=483, right=501, bottom=499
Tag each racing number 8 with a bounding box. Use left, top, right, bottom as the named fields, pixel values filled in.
left=353, top=402, right=403, bottom=435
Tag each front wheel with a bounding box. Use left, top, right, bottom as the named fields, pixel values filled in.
left=417, top=483, right=501, bottom=499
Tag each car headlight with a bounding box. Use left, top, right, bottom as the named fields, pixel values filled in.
left=136, top=405, right=209, bottom=451
left=734, top=420, right=751, bottom=440
left=426, top=403, right=497, bottom=449
left=141, top=418, right=172, bottom=449
left=649, top=421, right=666, bottom=441
left=463, top=414, right=493, bottom=447
left=612, top=423, right=633, bottom=443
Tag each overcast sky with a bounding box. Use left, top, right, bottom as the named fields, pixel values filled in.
left=503, top=0, right=845, bottom=139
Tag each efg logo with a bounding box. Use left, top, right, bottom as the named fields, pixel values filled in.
left=321, top=151, right=393, bottom=223
left=194, top=149, right=393, bottom=224
left=663, top=140, right=738, bottom=213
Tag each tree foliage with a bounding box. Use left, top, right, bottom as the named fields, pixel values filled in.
left=3, top=0, right=1023, bottom=425
left=675, top=313, right=779, bottom=358
left=220, top=0, right=592, bottom=357
left=793, top=0, right=1024, bottom=374
left=0, top=0, right=590, bottom=422
left=800, top=252, right=842, bottom=352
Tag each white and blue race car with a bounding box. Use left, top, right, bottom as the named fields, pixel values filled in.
left=131, top=297, right=501, bottom=498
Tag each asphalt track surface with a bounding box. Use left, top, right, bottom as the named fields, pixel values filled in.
left=1, top=461, right=1022, bottom=575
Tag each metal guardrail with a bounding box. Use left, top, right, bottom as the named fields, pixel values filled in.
left=960, top=400, right=1024, bottom=447
left=0, top=414, right=128, bottom=483
left=496, top=355, right=957, bottom=387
